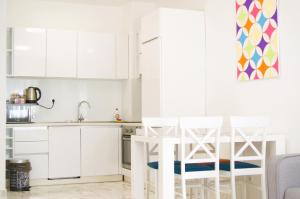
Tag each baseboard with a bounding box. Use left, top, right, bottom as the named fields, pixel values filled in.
left=30, top=175, right=123, bottom=187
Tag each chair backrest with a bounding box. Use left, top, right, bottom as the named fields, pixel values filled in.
left=142, top=117, right=178, bottom=137
left=230, top=116, right=270, bottom=167
left=179, top=117, right=223, bottom=173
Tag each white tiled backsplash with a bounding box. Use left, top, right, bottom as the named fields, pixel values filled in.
left=7, top=78, right=124, bottom=122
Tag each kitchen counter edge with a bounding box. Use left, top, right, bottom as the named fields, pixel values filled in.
left=6, top=122, right=142, bottom=128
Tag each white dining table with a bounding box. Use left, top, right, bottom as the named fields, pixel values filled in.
left=131, top=133, right=286, bottom=199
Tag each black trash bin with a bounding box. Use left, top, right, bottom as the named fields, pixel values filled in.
left=7, top=159, right=31, bottom=191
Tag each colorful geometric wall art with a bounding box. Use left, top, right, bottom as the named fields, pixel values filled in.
left=236, top=0, right=279, bottom=81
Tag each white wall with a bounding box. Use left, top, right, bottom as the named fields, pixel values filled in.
left=7, top=0, right=125, bottom=32
left=0, top=0, right=6, bottom=192
left=205, top=0, right=300, bottom=153
left=7, top=79, right=124, bottom=122
left=158, top=0, right=205, bottom=10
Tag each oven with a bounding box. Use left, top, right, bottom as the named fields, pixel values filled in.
left=122, top=126, right=138, bottom=170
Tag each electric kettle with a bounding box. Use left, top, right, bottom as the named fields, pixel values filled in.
left=25, top=87, right=41, bottom=103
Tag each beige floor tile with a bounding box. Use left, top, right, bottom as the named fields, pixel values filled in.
left=3, top=182, right=131, bottom=199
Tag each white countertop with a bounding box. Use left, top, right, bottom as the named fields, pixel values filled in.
left=6, top=121, right=142, bottom=128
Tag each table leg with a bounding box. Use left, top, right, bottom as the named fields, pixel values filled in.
left=158, top=138, right=175, bottom=199
left=132, top=139, right=145, bottom=199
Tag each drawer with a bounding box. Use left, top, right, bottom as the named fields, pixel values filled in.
left=14, top=154, right=48, bottom=179
left=14, top=127, right=48, bottom=141
left=15, top=141, right=48, bottom=154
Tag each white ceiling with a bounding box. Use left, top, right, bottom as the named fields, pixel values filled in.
left=41, top=0, right=206, bottom=9
left=43, top=0, right=157, bottom=6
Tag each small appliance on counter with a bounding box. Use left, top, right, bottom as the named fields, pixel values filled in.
left=25, top=87, right=41, bottom=103
left=24, top=86, right=55, bottom=109
left=6, top=103, right=34, bottom=123
left=6, top=87, right=56, bottom=124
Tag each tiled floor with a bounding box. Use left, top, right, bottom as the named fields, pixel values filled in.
left=3, top=182, right=131, bottom=199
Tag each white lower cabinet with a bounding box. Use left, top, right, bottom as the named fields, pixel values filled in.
left=81, top=127, right=120, bottom=177
left=49, top=126, right=81, bottom=179
left=13, top=127, right=49, bottom=180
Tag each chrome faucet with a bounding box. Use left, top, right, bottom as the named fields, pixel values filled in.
left=78, top=100, right=91, bottom=122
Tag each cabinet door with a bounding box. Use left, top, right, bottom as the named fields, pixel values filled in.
left=14, top=127, right=48, bottom=142
left=49, top=126, right=81, bottom=179
left=46, top=29, right=77, bottom=78
left=81, top=127, right=119, bottom=176
left=141, top=38, right=162, bottom=117
left=116, top=33, right=129, bottom=79
left=13, top=27, right=46, bottom=77
left=77, top=32, right=116, bottom=79
left=15, top=154, right=48, bottom=179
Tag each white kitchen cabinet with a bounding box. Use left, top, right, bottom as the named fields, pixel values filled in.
left=77, top=32, right=116, bottom=79
left=13, top=127, right=49, bottom=179
left=116, top=33, right=129, bottom=79
left=81, top=126, right=120, bottom=177
left=14, top=127, right=48, bottom=141
left=15, top=154, right=48, bottom=179
left=15, top=141, right=48, bottom=154
left=141, top=8, right=206, bottom=117
left=46, top=29, right=77, bottom=78
left=13, top=27, right=46, bottom=77
left=49, top=126, right=81, bottom=179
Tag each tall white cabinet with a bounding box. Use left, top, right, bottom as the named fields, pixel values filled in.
left=140, top=8, right=206, bottom=117
left=13, top=28, right=46, bottom=77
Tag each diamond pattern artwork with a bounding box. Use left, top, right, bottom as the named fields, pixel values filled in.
left=236, top=0, right=279, bottom=81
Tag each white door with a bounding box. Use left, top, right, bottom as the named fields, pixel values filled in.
left=49, top=126, right=81, bottom=179
left=81, top=127, right=119, bottom=176
left=116, top=33, right=129, bottom=79
left=46, top=29, right=77, bottom=78
left=13, top=28, right=46, bottom=77
left=77, top=32, right=116, bottom=79
left=141, top=38, right=162, bottom=117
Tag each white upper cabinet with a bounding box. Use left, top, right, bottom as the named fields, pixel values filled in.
left=46, top=29, right=77, bottom=78
left=116, top=33, right=129, bottom=79
left=13, top=27, right=46, bottom=77
left=10, top=28, right=129, bottom=79
left=77, top=32, right=116, bottom=79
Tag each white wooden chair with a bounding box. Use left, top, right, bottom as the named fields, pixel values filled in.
left=220, top=116, right=269, bottom=199
left=142, top=117, right=178, bottom=198
left=147, top=117, right=223, bottom=199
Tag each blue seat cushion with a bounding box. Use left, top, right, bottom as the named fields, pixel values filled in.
left=219, top=159, right=259, bottom=171
left=147, top=161, right=214, bottom=175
